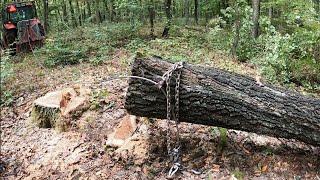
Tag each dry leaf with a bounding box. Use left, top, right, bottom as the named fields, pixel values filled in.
left=261, top=165, right=268, bottom=172
left=212, top=164, right=220, bottom=172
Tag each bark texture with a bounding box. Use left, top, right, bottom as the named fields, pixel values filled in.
left=125, top=57, right=320, bottom=146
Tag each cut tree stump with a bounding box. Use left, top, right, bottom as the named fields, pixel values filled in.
left=125, top=56, right=320, bottom=146
left=31, top=86, right=90, bottom=131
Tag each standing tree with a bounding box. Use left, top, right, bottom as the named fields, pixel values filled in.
left=61, top=0, right=68, bottom=23
left=231, top=2, right=241, bottom=57
left=148, top=0, right=156, bottom=37
left=314, top=0, right=320, bottom=20
left=194, top=0, right=199, bottom=24
left=87, top=0, right=92, bottom=20
left=162, top=0, right=172, bottom=37
left=43, top=0, right=49, bottom=32
left=95, top=0, right=102, bottom=23
left=69, top=0, right=78, bottom=27
left=110, top=0, right=116, bottom=22
left=252, top=0, right=260, bottom=38
left=184, top=0, right=190, bottom=25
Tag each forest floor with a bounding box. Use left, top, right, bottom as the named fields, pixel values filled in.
left=1, top=24, right=320, bottom=179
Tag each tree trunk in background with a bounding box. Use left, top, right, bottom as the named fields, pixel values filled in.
left=69, top=0, right=78, bottom=27
left=162, top=0, right=172, bottom=37
left=110, top=0, right=116, bottom=22
left=231, top=6, right=240, bottom=57
left=314, top=0, right=320, bottom=20
left=148, top=0, right=156, bottom=37
left=205, top=0, right=209, bottom=24
left=83, top=2, right=87, bottom=21
left=87, top=0, right=92, bottom=19
left=95, top=0, right=102, bottom=23
left=102, top=0, right=108, bottom=21
left=43, top=0, right=49, bottom=32
left=268, top=7, right=273, bottom=20
left=194, top=0, right=199, bottom=24
left=184, top=0, right=190, bottom=25
left=62, top=0, right=68, bottom=23
left=252, top=0, right=260, bottom=38
left=76, top=0, right=82, bottom=26
left=125, top=57, right=320, bottom=146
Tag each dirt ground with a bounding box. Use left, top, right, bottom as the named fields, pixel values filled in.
left=1, top=54, right=320, bottom=179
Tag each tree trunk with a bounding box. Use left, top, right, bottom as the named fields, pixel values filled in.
left=68, top=0, right=78, bottom=27
left=76, top=0, right=82, bottom=26
left=87, top=0, right=92, bottom=19
left=110, top=0, right=116, bottom=22
left=95, top=0, right=102, bottom=23
left=314, top=0, right=320, bottom=20
left=43, top=0, right=49, bottom=32
left=148, top=0, right=155, bottom=37
left=125, top=56, right=320, bottom=146
left=231, top=6, right=241, bottom=57
left=162, top=0, right=172, bottom=37
left=194, top=0, right=199, bottom=24
left=184, top=0, right=190, bottom=25
left=62, top=0, right=68, bottom=23
left=268, top=7, right=273, bottom=20
left=252, top=0, right=260, bottom=38
left=102, top=0, right=108, bottom=21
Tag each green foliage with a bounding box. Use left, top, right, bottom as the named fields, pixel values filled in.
left=254, top=21, right=320, bottom=88
left=218, top=128, right=228, bottom=148
left=44, top=48, right=87, bottom=67
left=0, top=90, right=14, bottom=107
left=36, top=23, right=138, bottom=67
left=0, top=51, right=13, bottom=84
left=212, top=0, right=320, bottom=89
left=0, top=51, right=14, bottom=107
left=232, top=168, right=245, bottom=180
left=90, top=89, right=110, bottom=110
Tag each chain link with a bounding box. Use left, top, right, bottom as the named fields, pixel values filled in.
left=162, top=62, right=183, bottom=177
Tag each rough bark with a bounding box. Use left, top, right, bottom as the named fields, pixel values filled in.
left=125, top=56, right=320, bottom=146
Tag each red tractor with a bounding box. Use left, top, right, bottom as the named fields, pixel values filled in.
left=1, top=1, right=45, bottom=53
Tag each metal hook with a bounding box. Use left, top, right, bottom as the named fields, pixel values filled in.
left=168, top=162, right=181, bottom=178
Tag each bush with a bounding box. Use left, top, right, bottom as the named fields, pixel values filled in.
left=36, top=23, right=138, bottom=67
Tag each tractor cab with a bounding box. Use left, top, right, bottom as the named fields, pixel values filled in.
left=1, top=1, right=45, bottom=53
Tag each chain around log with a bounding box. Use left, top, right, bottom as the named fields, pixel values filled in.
left=162, top=62, right=184, bottom=177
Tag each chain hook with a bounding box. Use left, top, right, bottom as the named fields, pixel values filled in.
left=168, top=162, right=181, bottom=178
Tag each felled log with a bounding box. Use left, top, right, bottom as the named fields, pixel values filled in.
left=125, top=56, right=320, bottom=146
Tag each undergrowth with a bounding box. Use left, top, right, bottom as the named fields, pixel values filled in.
left=1, top=21, right=319, bottom=108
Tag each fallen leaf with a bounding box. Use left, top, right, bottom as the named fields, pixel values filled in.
left=212, top=164, right=220, bottom=172
left=261, top=165, right=268, bottom=172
